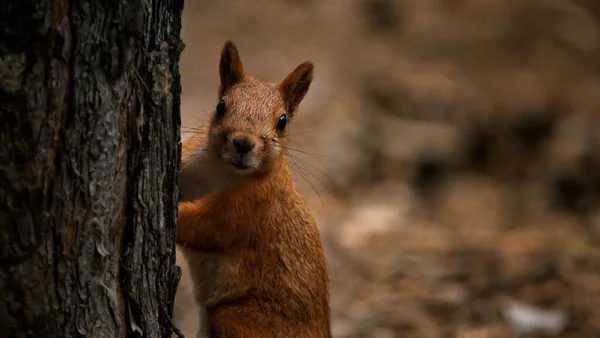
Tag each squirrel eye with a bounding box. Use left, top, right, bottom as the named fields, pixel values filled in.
left=276, top=114, right=287, bottom=131
left=216, top=99, right=225, bottom=118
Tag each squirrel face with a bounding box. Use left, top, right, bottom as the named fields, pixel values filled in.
left=207, top=41, right=314, bottom=176
left=208, top=81, right=287, bottom=174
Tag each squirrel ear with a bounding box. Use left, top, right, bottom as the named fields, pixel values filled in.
left=219, top=41, right=246, bottom=97
left=278, top=62, right=314, bottom=117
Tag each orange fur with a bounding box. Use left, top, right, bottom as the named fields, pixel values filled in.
left=177, top=41, right=331, bottom=337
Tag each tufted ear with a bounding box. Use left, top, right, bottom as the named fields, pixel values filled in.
left=219, top=41, right=246, bottom=97
left=278, top=61, right=313, bottom=117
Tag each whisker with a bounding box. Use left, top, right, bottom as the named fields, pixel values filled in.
left=287, top=139, right=321, bottom=149
left=282, top=146, right=348, bottom=160
left=180, top=127, right=209, bottom=133
left=287, top=151, right=339, bottom=197
left=181, top=131, right=208, bottom=136
left=286, top=151, right=330, bottom=219
left=195, top=111, right=213, bottom=123
left=180, top=131, right=210, bottom=136
left=286, top=152, right=318, bottom=189
left=180, top=125, right=211, bottom=134
left=181, top=123, right=209, bottom=129
left=287, top=153, right=312, bottom=187
left=286, top=152, right=336, bottom=194
left=287, top=151, right=327, bottom=175
left=287, top=130, right=322, bottom=137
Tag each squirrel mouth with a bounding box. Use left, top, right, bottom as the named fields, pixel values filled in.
left=231, top=161, right=250, bottom=170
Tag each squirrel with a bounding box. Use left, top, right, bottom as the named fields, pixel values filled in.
left=176, top=41, right=331, bottom=338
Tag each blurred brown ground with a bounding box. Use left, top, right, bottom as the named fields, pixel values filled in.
left=174, top=1, right=600, bottom=337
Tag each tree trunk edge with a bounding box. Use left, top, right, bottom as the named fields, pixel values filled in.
left=119, top=0, right=186, bottom=337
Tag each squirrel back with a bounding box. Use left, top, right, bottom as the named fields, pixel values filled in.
left=177, top=41, right=331, bottom=338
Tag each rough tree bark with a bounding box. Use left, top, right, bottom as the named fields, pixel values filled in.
left=0, top=0, right=184, bottom=337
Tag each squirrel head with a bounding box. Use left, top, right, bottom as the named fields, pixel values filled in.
left=207, top=40, right=314, bottom=176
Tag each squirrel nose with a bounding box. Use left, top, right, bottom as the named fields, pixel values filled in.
left=233, top=137, right=255, bottom=154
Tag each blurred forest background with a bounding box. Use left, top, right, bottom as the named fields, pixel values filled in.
left=173, top=1, right=600, bottom=337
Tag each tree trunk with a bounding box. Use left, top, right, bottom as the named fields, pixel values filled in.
left=0, top=0, right=184, bottom=337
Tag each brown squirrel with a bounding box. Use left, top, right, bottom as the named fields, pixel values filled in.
left=177, top=41, right=331, bottom=338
